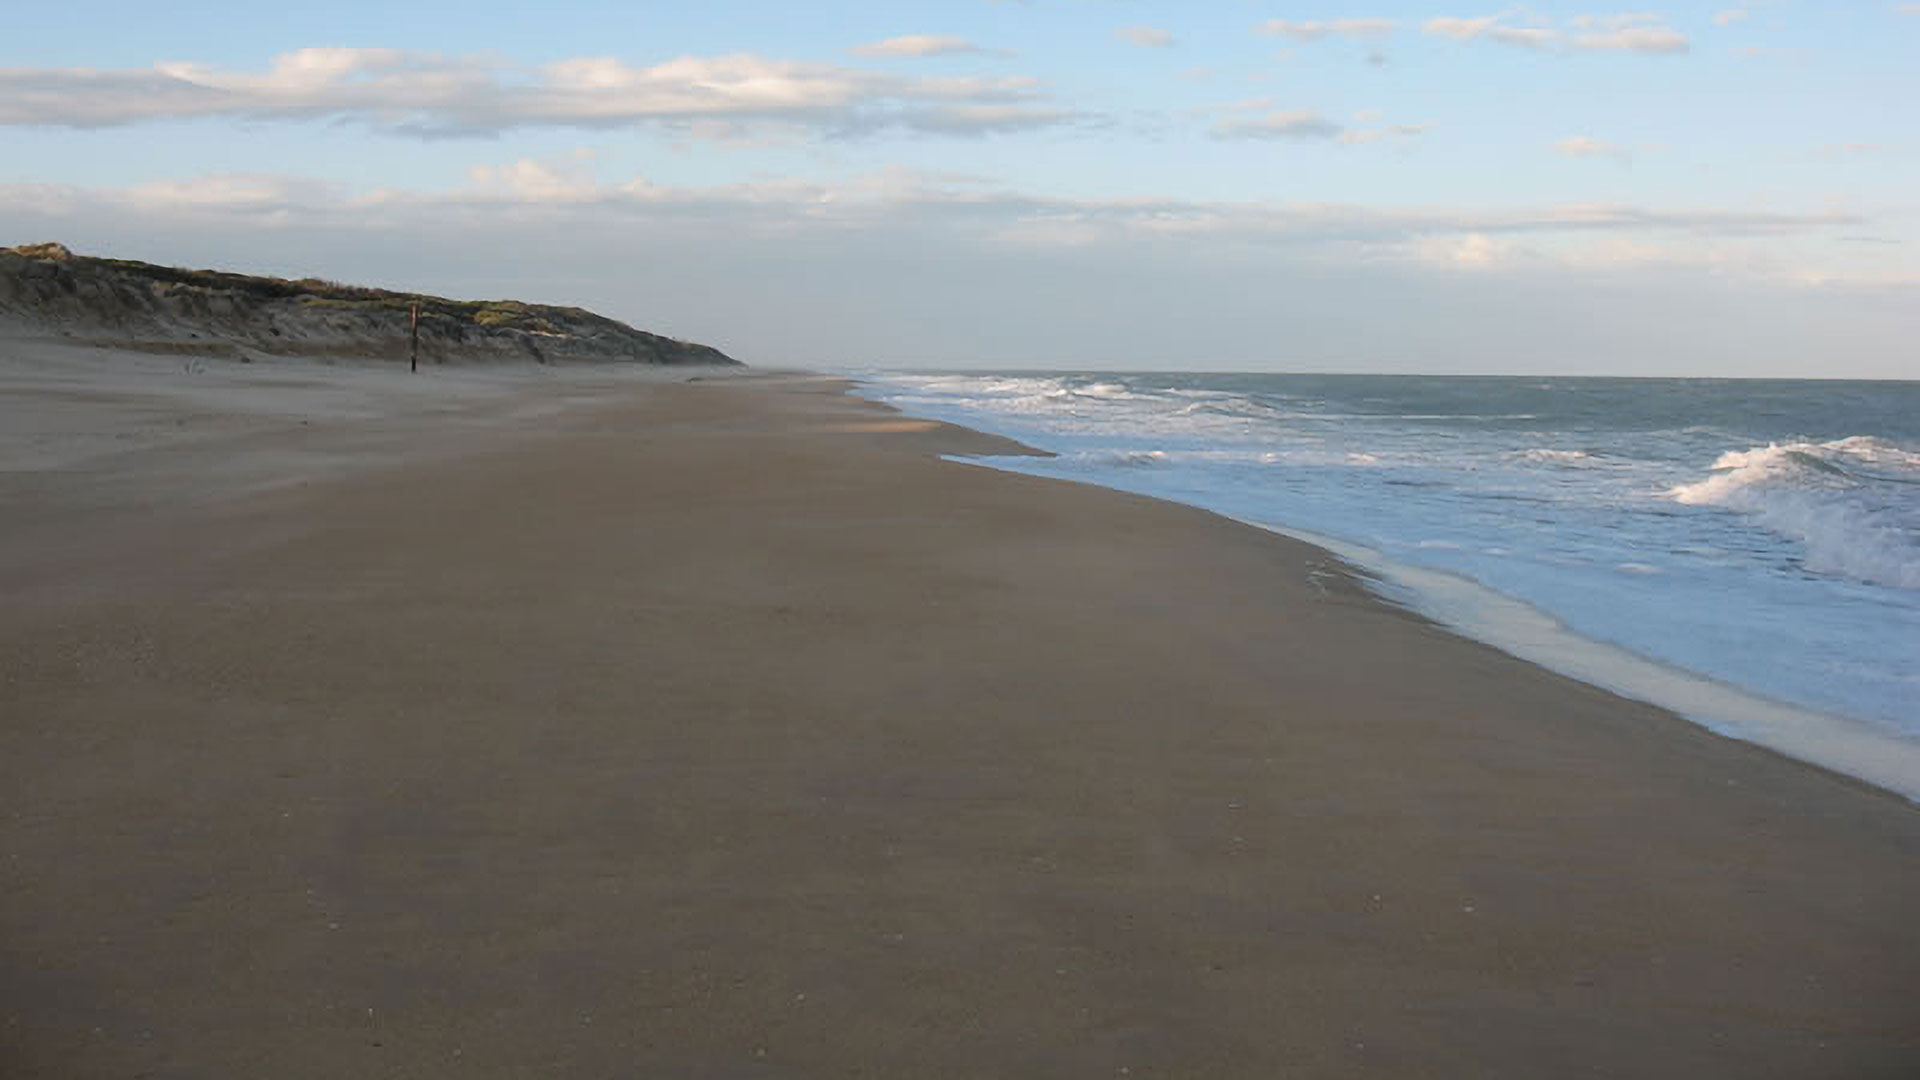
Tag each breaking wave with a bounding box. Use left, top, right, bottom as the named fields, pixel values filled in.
left=1668, top=437, right=1920, bottom=590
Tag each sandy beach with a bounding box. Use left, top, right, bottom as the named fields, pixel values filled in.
left=3, top=340, right=1917, bottom=1078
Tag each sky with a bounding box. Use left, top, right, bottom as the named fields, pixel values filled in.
left=1, top=1, right=1914, bottom=377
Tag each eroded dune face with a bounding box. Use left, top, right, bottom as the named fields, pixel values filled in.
left=0, top=242, right=740, bottom=366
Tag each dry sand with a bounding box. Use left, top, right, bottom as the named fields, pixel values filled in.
left=2, top=341, right=1917, bottom=1078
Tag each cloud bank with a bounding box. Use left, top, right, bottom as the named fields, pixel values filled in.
left=1, top=165, right=1861, bottom=257
left=0, top=48, right=1069, bottom=138
left=2, top=167, right=1902, bottom=374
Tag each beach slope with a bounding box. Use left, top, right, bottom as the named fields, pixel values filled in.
left=2, top=355, right=1916, bottom=1078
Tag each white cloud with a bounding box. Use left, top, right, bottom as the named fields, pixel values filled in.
left=1257, top=18, right=1398, bottom=41
left=1575, top=26, right=1690, bottom=53
left=1423, top=13, right=1689, bottom=53
left=1210, top=100, right=1419, bottom=145
left=1713, top=9, right=1750, bottom=25
left=1211, top=109, right=1342, bottom=140
left=851, top=35, right=991, bottom=59
left=1555, top=135, right=1629, bottom=159
left=0, top=49, right=1072, bottom=139
left=123, top=173, right=341, bottom=214
left=1114, top=27, right=1176, bottom=48
left=897, top=104, right=1078, bottom=134
left=1423, top=15, right=1558, bottom=48
left=1413, top=231, right=1521, bottom=267
left=1494, top=27, right=1561, bottom=48
left=1421, top=15, right=1495, bottom=40
left=1569, top=13, right=1653, bottom=29
left=154, top=47, right=420, bottom=93
left=1339, top=124, right=1425, bottom=145
left=467, top=151, right=604, bottom=202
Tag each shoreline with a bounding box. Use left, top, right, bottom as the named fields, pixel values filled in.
left=1265, top=522, right=1920, bottom=805
left=4, top=346, right=1917, bottom=1077
left=847, top=371, right=1920, bottom=806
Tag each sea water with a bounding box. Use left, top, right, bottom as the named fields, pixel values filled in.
left=853, top=372, right=1920, bottom=799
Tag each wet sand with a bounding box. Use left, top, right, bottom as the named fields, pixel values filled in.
left=3, top=347, right=1917, bottom=1078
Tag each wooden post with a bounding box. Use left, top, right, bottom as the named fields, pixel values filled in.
left=409, top=302, right=420, bottom=373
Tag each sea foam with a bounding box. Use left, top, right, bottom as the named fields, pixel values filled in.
left=1669, top=438, right=1920, bottom=590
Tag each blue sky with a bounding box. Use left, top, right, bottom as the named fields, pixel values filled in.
left=1, top=1, right=1914, bottom=375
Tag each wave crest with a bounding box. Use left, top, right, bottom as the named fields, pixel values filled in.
left=1669, top=437, right=1920, bottom=590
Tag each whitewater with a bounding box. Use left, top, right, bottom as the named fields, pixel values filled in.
left=854, top=372, right=1920, bottom=800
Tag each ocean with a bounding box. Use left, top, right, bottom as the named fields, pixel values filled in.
left=853, top=371, right=1920, bottom=800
